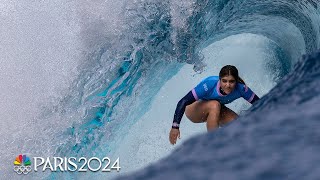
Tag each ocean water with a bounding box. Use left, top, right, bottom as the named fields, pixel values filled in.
left=0, top=0, right=319, bottom=179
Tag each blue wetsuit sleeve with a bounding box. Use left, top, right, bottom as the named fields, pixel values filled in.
left=250, top=94, right=260, bottom=104
left=240, top=84, right=260, bottom=104
left=172, top=91, right=196, bottom=129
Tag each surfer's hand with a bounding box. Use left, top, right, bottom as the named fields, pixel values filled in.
left=169, top=128, right=180, bottom=145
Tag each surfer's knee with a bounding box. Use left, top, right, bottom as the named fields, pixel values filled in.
left=206, top=100, right=221, bottom=113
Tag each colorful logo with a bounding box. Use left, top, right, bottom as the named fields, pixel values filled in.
left=13, top=154, right=32, bottom=174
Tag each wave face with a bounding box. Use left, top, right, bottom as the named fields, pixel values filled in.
left=1, top=0, right=319, bottom=179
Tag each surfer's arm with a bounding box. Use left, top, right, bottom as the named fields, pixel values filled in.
left=249, top=94, right=260, bottom=104
left=240, top=84, right=260, bottom=104
left=172, top=91, right=196, bottom=129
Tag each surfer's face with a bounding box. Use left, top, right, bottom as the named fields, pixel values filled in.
left=220, top=75, right=236, bottom=94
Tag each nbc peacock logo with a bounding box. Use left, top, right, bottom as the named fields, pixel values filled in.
left=13, top=154, right=32, bottom=175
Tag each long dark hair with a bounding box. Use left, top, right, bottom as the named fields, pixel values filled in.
left=219, top=65, right=245, bottom=85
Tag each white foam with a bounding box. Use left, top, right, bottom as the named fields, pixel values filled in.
left=0, top=0, right=137, bottom=177
left=0, top=0, right=81, bottom=137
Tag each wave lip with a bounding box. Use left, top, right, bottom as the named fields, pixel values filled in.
left=115, top=49, right=320, bottom=180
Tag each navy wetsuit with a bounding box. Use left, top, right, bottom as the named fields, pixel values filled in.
left=172, top=76, right=260, bottom=129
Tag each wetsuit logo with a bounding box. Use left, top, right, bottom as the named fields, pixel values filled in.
left=13, top=154, right=32, bottom=175
left=203, top=83, right=208, bottom=91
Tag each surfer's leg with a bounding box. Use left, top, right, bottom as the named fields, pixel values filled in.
left=185, top=100, right=221, bottom=131
left=219, top=105, right=238, bottom=126
left=205, top=100, right=222, bottom=131
left=185, top=100, right=210, bottom=123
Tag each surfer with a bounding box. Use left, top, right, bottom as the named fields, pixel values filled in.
left=169, top=65, right=260, bottom=145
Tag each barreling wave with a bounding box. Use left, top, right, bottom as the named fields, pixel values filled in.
left=39, top=0, right=319, bottom=179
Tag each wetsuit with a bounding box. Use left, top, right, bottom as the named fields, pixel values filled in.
left=172, top=76, right=260, bottom=129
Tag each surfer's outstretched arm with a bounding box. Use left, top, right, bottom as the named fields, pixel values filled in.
left=250, top=94, right=260, bottom=104
left=239, top=84, right=260, bottom=104
left=169, top=91, right=196, bottom=145
left=172, top=91, right=196, bottom=129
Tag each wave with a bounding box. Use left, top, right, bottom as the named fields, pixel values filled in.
left=1, top=0, right=319, bottom=179
left=47, top=0, right=320, bottom=178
